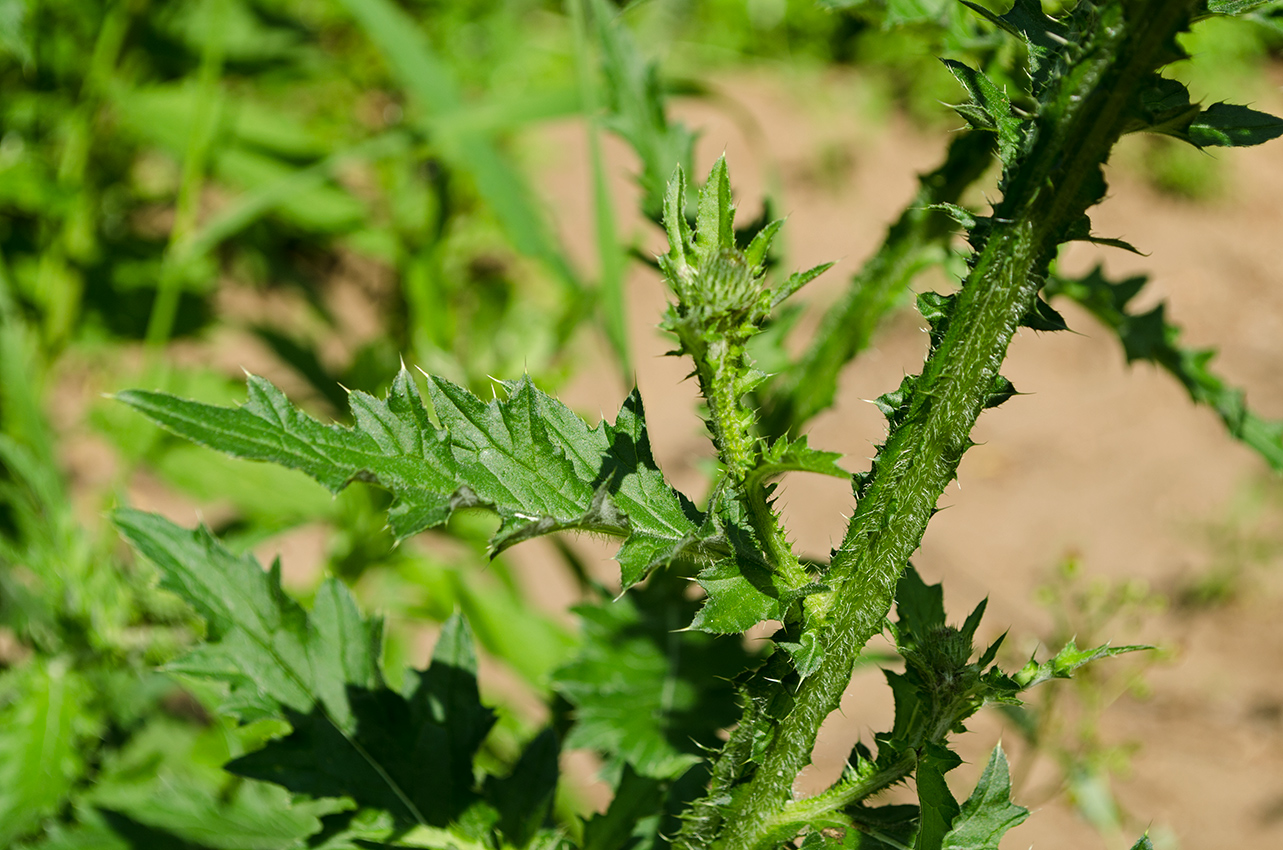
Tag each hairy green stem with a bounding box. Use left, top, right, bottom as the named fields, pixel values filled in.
left=716, top=3, right=1200, bottom=847
left=744, top=479, right=804, bottom=585
left=678, top=326, right=807, bottom=586
left=767, top=751, right=916, bottom=834
left=692, top=337, right=759, bottom=483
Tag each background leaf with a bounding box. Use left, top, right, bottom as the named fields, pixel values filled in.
left=229, top=614, right=496, bottom=829
left=113, top=509, right=383, bottom=727
left=552, top=575, right=754, bottom=779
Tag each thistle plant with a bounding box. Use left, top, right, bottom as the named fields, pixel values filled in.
left=111, top=2, right=1283, bottom=850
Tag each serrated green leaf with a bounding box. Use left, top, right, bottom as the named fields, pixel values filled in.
left=1127, top=75, right=1283, bottom=149
left=1129, top=75, right=1201, bottom=137
left=1048, top=266, right=1283, bottom=470
left=745, top=219, right=784, bottom=270
left=1018, top=296, right=1069, bottom=332
left=777, top=630, right=826, bottom=680
left=927, top=203, right=978, bottom=230
left=960, top=0, right=1069, bottom=88
left=940, top=60, right=1022, bottom=165
left=114, top=509, right=382, bottom=727
left=424, top=375, right=596, bottom=536
left=96, top=810, right=222, bottom=850
left=951, top=102, right=998, bottom=133
left=662, top=165, right=694, bottom=288
left=771, top=262, right=835, bottom=310
left=1119, top=304, right=1168, bottom=362
left=95, top=781, right=333, bottom=850
left=894, top=566, right=946, bottom=637
left=983, top=375, right=1018, bottom=410
left=86, top=718, right=335, bottom=850
left=883, top=669, right=925, bottom=746
left=1064, top=214, right=1144, bottom=255
left=116, top=370, right=460, bottom=538
left=1013, top=639, right=1152, bottom=690
left=552, top=576, right=752, bottom=779
left=941, top=745, right=1028, bottom=850
left=756, top=435, right=848, bottom=481
left=118, top=370, right=701, bottom=587
left=1128, top=835, right=1156, bottom=850
left=362, top=822, right=488, bottom=850
left=695, top=156, right=735, bottom=266
left=229, top=614, right=496, bottom=828
left=875, top=374, right=921, bottom=429
left=688, top=557, right=802, bottom=634
left=799, top=831, right=836, bottom=849
left=515, top=380, right=705, bottom=586
left=688, top=497, right=824, bottom=635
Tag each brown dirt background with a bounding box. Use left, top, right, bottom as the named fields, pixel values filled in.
left=102, top=64, right=1283, bottom=850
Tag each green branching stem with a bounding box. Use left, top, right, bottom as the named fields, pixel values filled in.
left=714, top=3, right=1201, bottom=847
left=683, top=332, right=759, bottom=483
left=766, top=751, right=916, bottom=836
left=673, top=321, right=808, bottom=588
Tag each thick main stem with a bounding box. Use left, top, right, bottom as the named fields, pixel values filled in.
left=715, top=3, right=1200, bottom=847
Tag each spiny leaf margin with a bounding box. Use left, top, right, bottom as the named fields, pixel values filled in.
left=116, top=368, right=703, bottom=588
